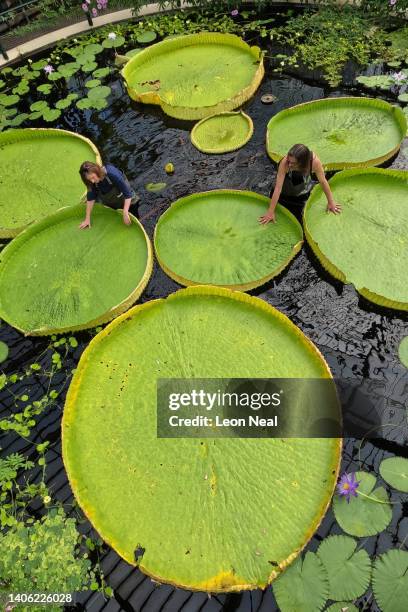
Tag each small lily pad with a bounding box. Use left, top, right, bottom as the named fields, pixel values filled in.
left=0, top=340, right=8, bottom=363
left=88, top=86, right=111, bottom=99
left=82, top=62, right=98, bottom=73
left=92, top=67, right=110, bottom=78
left=145, top=182, right=167, bottom=192
left=136, top=31, right=157, bottom=44
left=126, top=48, right=143, bottom=58
left=102, top=35, right=125, bottom=49
left=30, top=100, right=48, bottom=112
left=86, top=79, right=102, bottom=89
left=37, top=84, right=53, bottom=94
left=0, top=94, right=20, bottom=107
left=379, top=456, right=408, bottom=492
left=273, top=552, right=329, bottom=612
left=372, top=549, right=408, bottom=612
left=332, top=471, right=392, bottom=537
left=397, top=93, right=408, bottom=102
left=55, top=98, right=73, bottom=110
left=42, top=108, right=62, bottom=122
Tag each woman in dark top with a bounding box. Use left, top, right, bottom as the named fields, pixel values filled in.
left=78, top=161, right=139, bottom=228
left=259, top=143, right=341, bottom=224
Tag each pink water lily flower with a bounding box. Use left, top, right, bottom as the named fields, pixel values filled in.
left=389, top=0, right=397, bottom=5
left=43, top=64, right=54, bottom=74
left=231, top=9, right=239, bottom=17
left=393, top=71, right=407, bottom=82
left=92, top=7, right=98, bottom=16
left=81, top=2, right=88, bottom=10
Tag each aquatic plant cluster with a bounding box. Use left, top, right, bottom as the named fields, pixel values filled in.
left=1, top=3, right=408, bottom=612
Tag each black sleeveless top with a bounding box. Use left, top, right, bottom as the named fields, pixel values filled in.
left=281, top=153, right=314, bottom=198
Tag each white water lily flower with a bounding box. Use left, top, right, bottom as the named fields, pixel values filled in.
left=108, top=32, right=117, bottom=40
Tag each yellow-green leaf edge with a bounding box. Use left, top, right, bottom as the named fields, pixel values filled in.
left=266, top=97, right=407, bottom=170
left=0, top=127, right=102, bottom=238
left=0, top=205, right=153, bottom=336
left=303, top=167, right=408, bottom=311
left=121, top=32, right=265, bottom=120
left=62, top=284, right=342, bottom=592
left=153, top=189, right=304, bottom=291
left=190, top=111, right=254, bottom=154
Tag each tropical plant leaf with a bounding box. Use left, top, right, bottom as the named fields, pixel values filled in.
left=316, top=535, right=371, bottom=600
left=62, top=285, right=341, bottom=591
left=266, top=97, right=406, bottom=169
left=399, top=336, right=408, bottom=368
left=372, top=549, right=408, bottom=612
left=379, top=456, right=408, bottom=492
left=136, top=30, right=157, bottom=44
left=155, top=190, right=303, bottom=290
left=122, top=32, right=264, bottom=120
left=0, top=205, right=152, bottom=335
left=273, top=553, right=329, bottom=612
left=0, top=128, right=100, bottom=237
left=332, top=471, right=392, bottom=537
left=145, top=182, right=167, bottom=192
left=0, top=340, right=8, bottom=363
left=325, top=604, right=358, bottom=612
left=304, top=168, right=408, bottom=311
left=191, top=111, right=253, bottom=153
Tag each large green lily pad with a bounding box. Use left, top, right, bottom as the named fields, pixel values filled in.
left=154, top=190, right=303, bottom=290
left=191, top=111, right=253, bottom=153
left=266, top=97, right=406, bottom=170
left=0, top=128, right=101, bottom=238
left=0, top=205, right=152, bottom=335
left=122, top=32, right=264, bottom=120
left=304, top=168, right=408, bottom=311
left=62, top=286, right=341, bottom=591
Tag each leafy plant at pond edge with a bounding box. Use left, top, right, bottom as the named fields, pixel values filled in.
left=0, top=509, right=96, bottom=610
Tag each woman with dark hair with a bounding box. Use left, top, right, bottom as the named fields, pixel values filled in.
left=78, top=161, right=140, bottom=229
left=259, top=144, right=341, bottom=224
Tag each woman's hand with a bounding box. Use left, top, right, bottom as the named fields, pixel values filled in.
left=259, top=209, right=276, bottom=224
left=123, top=211, right=131, bottom=225
left=79, top=219, right=91, bottom=229
left=327, top=201, right=342, bottom=214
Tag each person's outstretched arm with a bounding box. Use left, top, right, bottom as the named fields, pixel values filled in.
left=259, top=159, right=286, bottom=224
left=122, top=198, right=132, bottom=225
left=313, top=158, right=341, bottom=214
left=79, top=199, right=95, bottom=229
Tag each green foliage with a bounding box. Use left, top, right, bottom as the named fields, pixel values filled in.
left=316, top=535, right=371, bottom=601
left=379, top=456, right=408, bottom=492
left=372, top=549, right=408, bottom=612
left=332, top=471, right=392, bottom=537
left=0, top=509, right=94, bottom=610
left=273, top=552, right=329, bottom=612
left=0, top=340, right=8, bottom=363
left=269, top=5, right=389, bottom=86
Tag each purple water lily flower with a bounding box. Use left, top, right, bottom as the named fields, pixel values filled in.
left=92, top=7, right=98, bottom=16
left=43, top=64, right=54, bottom=74
left=97, top=3, right=101, bottom=8
left=231, top=9, right=239, bottom=17
left=81, top=2, right=88, bottom=10
left=389, top=0, right=397, bottom=5
left=393, top=71, right=407, bottom=83
left=337, top=472, right=360, bottom=503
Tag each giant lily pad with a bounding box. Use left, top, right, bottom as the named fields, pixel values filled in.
left=266, top=97, right=406, bottom=169
left=122, top=32, right=264, bottom=120
left=0, top=128, right=101, bottom=238
left=191, top=111, right=253, bottom=153
left=62, top=285, right=341, bottom=591
left=303, top=168, right=408, bottom=311
left=0, top=205, right=152, bottom=335
left=154, top=190, right=303, bottom=290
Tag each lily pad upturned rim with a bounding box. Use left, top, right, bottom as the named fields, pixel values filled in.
left=0, top=205, right=153, bottom=336
left=62, top=284, right=342, bottom=592
left=190, top=111, right=254, bottom=154
left=0, top=127, right=102, bottom=239
left=266, top=96, right=407, bottom=170
left=121, top=32, right=265, bottom=120
left=303, top=167, right=408, bottom=312
left=154, top=189, right=304, bottom=291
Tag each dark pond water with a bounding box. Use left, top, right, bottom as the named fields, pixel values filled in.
left=1, top=48, right=408, bottom=612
